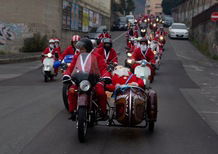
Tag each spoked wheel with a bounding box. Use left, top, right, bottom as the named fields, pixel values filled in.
left=62, top=83, right=71, bottom=111
left=148, top=121, right=155, bottom=132
left=78, top=107, right=87, bottom=143
left=88, top=111, right=96, bottom=128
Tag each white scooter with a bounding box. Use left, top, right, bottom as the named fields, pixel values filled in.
left=42, top=53, right=55, bottom=82
left=127, top=59, right=151, bottom=89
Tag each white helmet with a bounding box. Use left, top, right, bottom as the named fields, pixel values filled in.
left=49, top=39, right=55, bottom=44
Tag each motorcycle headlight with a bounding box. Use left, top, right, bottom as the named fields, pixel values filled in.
left=148, top=40, right=151, bottom=44
left=160, top=36, right=164, bottom=40
left=153, top=24, right=157, bottom=27
left=47, top=53, right=52, bottom=58
left=127, top=59, right=133, bottom=64
left=144, top=19, right=147, bottom=22
left=127, top=52, right=132, bottom=57
left=141, top=29, right=146, bottom=32
left=79, top=80, right=91, bottom=92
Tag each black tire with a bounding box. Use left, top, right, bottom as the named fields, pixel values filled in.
left=148, top=121, right=155, bottom=132
left=44, top=75, right=48, bottom=82
left=78, top=107, right=87, bottom=143
left=88, top=111, right=95, bottom=128
left=62, top=83, right=71, bottom=111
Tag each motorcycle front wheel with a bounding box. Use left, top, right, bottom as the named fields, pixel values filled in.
left=44, top=75, right=49, bottom=82
left=62, top=83, right=71, bottom=111
left=78, top=107, right=87, bottom=143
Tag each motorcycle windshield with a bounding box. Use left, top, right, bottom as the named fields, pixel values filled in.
left=71, top=53, right=100, bottom=85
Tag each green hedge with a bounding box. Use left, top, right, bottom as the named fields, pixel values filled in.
left=21, top=33, right=48, bottom=52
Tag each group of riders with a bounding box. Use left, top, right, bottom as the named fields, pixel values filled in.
left=41, top=14, right=167, bottom=141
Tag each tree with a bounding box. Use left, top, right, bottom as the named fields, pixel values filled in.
left=126, top=0, right=135, bottom=15
left=113, top=0, right=135, bottom=15
left=162, top=0, right=185, bottom=15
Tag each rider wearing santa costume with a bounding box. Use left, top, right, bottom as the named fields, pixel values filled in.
left=94, top=38, right=118, bottom=65
left=98, top=29, right=111, bottom=39
left=106, top=65, right=145, bottom=91
left=63, top=38, right=111, bottom=120
left=60, top=35, right=81, bottom=60
left=131, top=38, right=155, bottom=78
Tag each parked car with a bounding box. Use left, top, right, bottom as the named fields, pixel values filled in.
left=168, top=23, right=189, bottom=39
left=88, top=25, right=108, bottom=39
left=112, top=17, right=127, bottom=31
left=118, top=17, right=128, bottom=30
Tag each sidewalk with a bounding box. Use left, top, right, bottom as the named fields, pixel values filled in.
left=0, top=52, right=41, bottom=64
left=169, top=38, right=218, bottom=134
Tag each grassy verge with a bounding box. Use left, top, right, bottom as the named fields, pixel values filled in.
left=191, top=38, right=218, bottom=60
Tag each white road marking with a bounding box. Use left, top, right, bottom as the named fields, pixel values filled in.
left=183, top=64, right=204, bottom=72
left=112, top=32, right=126, bottom=42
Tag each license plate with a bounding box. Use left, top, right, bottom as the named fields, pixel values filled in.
left=44, top=66, right=51, bottom=71
left=177, top=35, right=183, bottom=37
left=78, top=94, right=88, bottom=106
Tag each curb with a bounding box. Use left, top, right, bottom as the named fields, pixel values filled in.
left=0, top=55, right=41, bottom=64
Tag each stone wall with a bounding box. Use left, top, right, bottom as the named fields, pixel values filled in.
left=191, top=21, right=218, bottom=56
left=0, top=0, right=111, bottom=53
left=172, top=2, right=218, bottom=57
left=191, top=4, right=218, bottom=57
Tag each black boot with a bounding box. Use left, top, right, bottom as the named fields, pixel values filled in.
left=68, top=111, right=76, bottom=121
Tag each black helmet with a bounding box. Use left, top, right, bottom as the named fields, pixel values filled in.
left=103, top=29, right=107, bottom=33
left=76, top=38, right=93, bottom=53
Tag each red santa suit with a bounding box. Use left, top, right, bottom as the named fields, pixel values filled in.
left=134, top=30, right=139, bottom=38
left=106, top=69, right=145, bottom=92
left=130, top=44, right=137, bottom=53
left=98, top=33, right=111, bottom=39
left=131, top=46, right=155, bottom=76
left=42, top=47, right=61, bottom=61
left=94, top=47, right=118, bottom=65
left=60, top=45, right=78, bottom=60
left=64, top=51, right=111, bottom=114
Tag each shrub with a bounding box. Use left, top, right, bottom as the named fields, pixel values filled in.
left=21, top=33, right=48, bottom=52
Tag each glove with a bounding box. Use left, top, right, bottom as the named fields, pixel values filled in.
left=62, top=75, right=71, bottom=83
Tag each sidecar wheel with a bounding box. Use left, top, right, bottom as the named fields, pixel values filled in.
left=148, top=121, right=155, bottom=132
left=78, top=107, right=87, bottom=143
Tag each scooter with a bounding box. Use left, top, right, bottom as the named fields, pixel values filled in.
left=134, top=60, right=152, bottom=89
left=42, top=53, right=55, bottom=82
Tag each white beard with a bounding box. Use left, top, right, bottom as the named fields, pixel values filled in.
left=113, top=67, right=130, bottom=77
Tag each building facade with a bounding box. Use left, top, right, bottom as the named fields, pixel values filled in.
left=145, top=0, right=163, bottom=15
left=0, top=0, right=111, bottom=53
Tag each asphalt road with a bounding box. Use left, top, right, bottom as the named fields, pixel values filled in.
left=0, top=31, right=218, bottom=154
